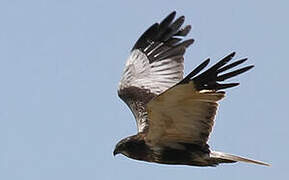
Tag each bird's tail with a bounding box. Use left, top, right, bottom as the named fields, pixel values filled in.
left=209, top=151, right=270, bottom=166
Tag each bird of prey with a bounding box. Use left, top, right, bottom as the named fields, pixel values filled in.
left=114, top=11, right=269, bottom=167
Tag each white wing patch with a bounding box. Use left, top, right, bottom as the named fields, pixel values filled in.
left=118, top=49, right=184, bottom=95
left=118, top=49, right=185, bottom=133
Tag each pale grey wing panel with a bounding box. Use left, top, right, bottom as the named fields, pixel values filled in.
left=118, top=49, right=184, bottom=95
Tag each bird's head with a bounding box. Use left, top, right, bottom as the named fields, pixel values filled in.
left=113, top=137, right=133, bottom=156
left=113, top=135, right=146, bottom=158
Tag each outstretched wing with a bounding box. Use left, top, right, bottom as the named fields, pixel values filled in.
left=118, top=12, right=194, bottom=132
left=146, top=52, right=254, bottom=147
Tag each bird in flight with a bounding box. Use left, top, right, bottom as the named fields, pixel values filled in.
left=114, top=11, right=269, bottom=167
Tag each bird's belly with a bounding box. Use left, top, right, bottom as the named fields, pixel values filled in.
left=152, top=146, right=210, bottom=166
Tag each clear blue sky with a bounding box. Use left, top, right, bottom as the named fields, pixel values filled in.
left=0, top=0, right=288, bottom=179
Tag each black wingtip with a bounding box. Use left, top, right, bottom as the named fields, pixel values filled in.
left=183, top=52, right=253, bottom=91
left=222, top=51, right=236, bottom=64
left=167, top=11, right=176, bottom=19
left=179, top=15, right=185, bottom=21
left=222, top=52, right=236, bottom=64
left=171, top=11, right=177, bottom=16
left=204, top=58, right=211, bottom=64
left=160, top=11, right=176, bottom=29
left=230, top=52, right=236, bottom=57
left=175, top=25, right=192, bottom=38
left=246, top=64, right=254, bottom=68
left=217, top=58, right=248, bottom=73
left=172, top=15, right=185, bottom=28
left=226, top=52, right=236, bottom=60
left=183, top=39, right=195, bottom=47
left=217, top=65, right=254, bottom=81
left=208, top=52, right=236, bottom=72
left=131, top=11, right=192, bottom=62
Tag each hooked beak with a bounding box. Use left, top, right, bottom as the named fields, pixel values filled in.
left=113, top=149, right=120, bottom=156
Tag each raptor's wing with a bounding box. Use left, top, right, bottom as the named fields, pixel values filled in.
left=118, top=12, right=193, bottom=132
left=146, top=53, right=253, bottom=147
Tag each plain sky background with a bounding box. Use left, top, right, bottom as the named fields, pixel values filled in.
left=0, top=0, right=288, bottom=179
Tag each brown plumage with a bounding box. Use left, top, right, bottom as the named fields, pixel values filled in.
left=114, top=11, right=270, bottom=167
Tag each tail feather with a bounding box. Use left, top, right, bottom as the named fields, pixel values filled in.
left=210, top=151, right=270, bottom=166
